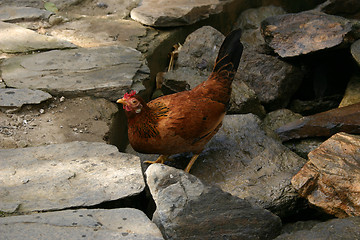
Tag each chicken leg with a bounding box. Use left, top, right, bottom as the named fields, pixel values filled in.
left=184, top=154, right=200, bottom=173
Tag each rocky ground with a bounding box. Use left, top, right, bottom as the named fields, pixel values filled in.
left=1, top=0, right=360, bottom=239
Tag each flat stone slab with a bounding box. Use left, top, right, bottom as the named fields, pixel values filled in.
left=0, top=21, right=76, bottom=53
left=0, top=141, right=145, bottom=213
left=351, top=39, right=360, bottom=66
left=0, top=208, right=164, bottom=240
left=261, top=11, right=353, bottom=57
left=130, top=0, right=232, bottom=27
left=0, top=88, right=52, bottom=108
left=1, top=45, right=149, bottom=100
left=0, top=6, right=53, bottom=22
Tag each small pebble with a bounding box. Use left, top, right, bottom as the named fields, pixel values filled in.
left=60, top=96, right=65, bottom=102
left=39, top=109, right=45, bottom=114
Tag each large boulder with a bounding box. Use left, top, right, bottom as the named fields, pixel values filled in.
left=292, top=132, right=360, bottom=218
left=0, top=208, right=164, bottom=240
left=275, top=217, right=360, bottom=240
left=0, top=141, right=145, bottom=213
left=130, top=0, right=232, bottom=27
left=146, top=164, right=281, bottom=240
left=1, top=45, right=149, bottom=101
left=0, top=21, right=76, bottom=53
left=261, top=11, right=354, bottom=58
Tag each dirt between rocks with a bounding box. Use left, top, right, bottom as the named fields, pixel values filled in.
left=0, top=96, right=118, bottom=149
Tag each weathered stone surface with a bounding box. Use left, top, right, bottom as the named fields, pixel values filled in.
left=163, top=26, right=265, bottom=116
left=291, top=132, right=360, bottom=218
left=0, top=96, right=118, bottom=149
left=339, top=74, right=360, bottom=107
left=0, top=88, right=52, bottom=109
left=0, top=21, right=76, bottom=53
left=276, top=103, right=360, bottom=141
left=49, top=17, right=147, bottom=48
left=236, top=44, right=303, bottom=110
left=263, top=109, right=323, bottom=158
left=351, top=39, right=360, bottom=66
left=234, top=5, right=286, bottom=46
left=189, top=114, right=306, bottom=217
left=0, top=141, right=145, bottom=213
left=275, top=217, right=360, bottom=240
left=0, top=0, right=86, bottom=10
left=146, top=164, right=282, bottom=240
left=261, top=11, right=353, bottom=57
left=63, top=0, right=141, bottom=18
left=0, top=208, right=163, bottom=240
left=130, top=0, right=231, bottom=27
left=321, top=0, right=360, bottom=19
left=1, top=45, right=149, bottom=100
left=0, top=6, right=53, bottom=22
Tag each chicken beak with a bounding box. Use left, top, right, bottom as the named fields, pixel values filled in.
left=116, top=98, right=127, bottom=105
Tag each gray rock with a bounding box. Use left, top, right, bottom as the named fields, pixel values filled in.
left=339, top=74, right=360, bottom=107
left=351, top=39, right=360, bottom=66
left=190, top=114, right=307, bottom=217
left=1, top=45, right=149, bottom=101
left=146, top=164, right=282, bottom=240
left=130, top=0, right=232, bottom=27
left=234, top=5, right=286, bottom=46
left=49, top=17, right=147, bottom=49
left=261, top=11, right=353, bottom=57
left=275, top=217, right=360, bottom=240
left=0, top=88, right=52, bottom=109
left=0, top=141, right=145, bottom=213
left=0, top=6, right=53, bottom=22
left=0, top=0, right=86, bottom=10
left=163, top=26, right=265, bottom=116
left=0, top=208, right=164, bottom=240
left=236, top=44, right=303, bottom=110
left=0, top=21, right=76, bottom=53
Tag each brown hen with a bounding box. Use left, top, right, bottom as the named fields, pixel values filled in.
left=117, top=29, right=243, bottom=172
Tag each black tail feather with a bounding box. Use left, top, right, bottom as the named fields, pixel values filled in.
left=213, top=29, right=243, bottom=79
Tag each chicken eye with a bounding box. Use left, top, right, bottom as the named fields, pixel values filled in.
left=131, top=99, right=138, bottom=104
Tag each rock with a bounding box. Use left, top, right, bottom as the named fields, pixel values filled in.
left=351, top=39, right=360, bottom=66
left=0, top=6, right=53, bottom=22
left=188, top=114, right=306, bottom=217
left=146, top=164, right=282, bottom=240
left=321, top=0, right=360, bottom=19
left=1, top=45, right=149, bottom=101
left=339, top=74, right=360, bottom=107
left=130, top=0, right=231, bottom=27
left=234, top=5, right=286, bottom=46
left=275, top=217, right=360, bottom=240
left=280, top=220, right=321, bottom=235
left=0, top=21, right=76, bottom=53
left=0, top=141, right=145, bottom=213
left=163, top=26, right=265, bottom=116
left=49, top=17, right=147, bottom=49
left=263, top=109, right=323, bottom=158
left=291, top=132, right=360, bottom=218
left=63, top=0, right=141, bottom=18
left=261, top=11, right=353, bottom=57
left=0, top=88, right=52, bottom=109
left=236, top=45, right=303, bottom=110
left=0, top=96, right=117, bottom=149
left=0, top=0, right=86, bottom=10
left=276, top=103, right=360, bottom=141
left=0, top=208, right=164, bottom=240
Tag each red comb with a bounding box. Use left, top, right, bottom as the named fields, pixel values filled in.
left=123, top=90, right=136, bottom=100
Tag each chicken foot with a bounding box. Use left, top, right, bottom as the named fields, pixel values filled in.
left=144, top=155, right=170, bottom=164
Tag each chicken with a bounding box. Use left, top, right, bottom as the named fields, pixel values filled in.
left=117, top=29, right=243, bottom=172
